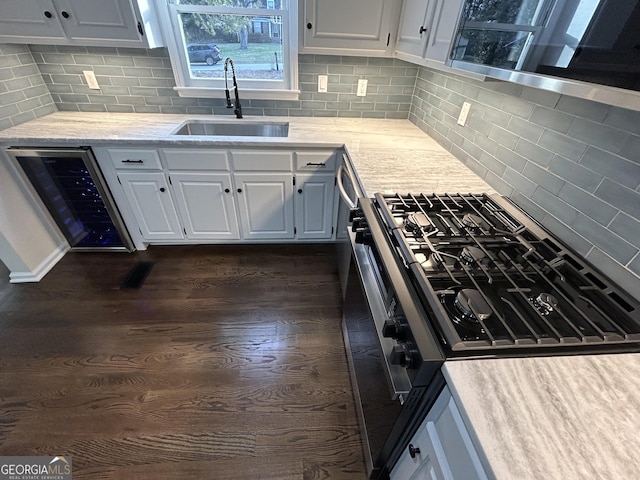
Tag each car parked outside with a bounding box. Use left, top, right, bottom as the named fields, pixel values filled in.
left=187, top=44, right=222, bottom=65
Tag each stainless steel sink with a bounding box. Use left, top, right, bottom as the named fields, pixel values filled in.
left=171, top=120, right=289, bottom=137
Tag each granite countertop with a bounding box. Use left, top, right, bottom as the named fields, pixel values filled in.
left=0, top=112, right=492, bottom=195
left=444, top=355, right=640, bottom=480
left=5, top=112, right=637, bottom=480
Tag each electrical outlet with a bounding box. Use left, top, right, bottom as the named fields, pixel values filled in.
left=318, top=75, right=328, bottom=93
left=83, top=70, right=100, bottom=90
left=458, top=102, right=471, bottom=126
left=357, top=78, right=368, bottom=97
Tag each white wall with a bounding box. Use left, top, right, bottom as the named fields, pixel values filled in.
left=0, top=157, right=67, bottom=282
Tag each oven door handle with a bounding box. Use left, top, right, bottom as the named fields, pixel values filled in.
left=337, top=163, right=358, bottom=210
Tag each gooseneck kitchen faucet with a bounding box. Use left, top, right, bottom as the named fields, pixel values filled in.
left=224, top=57, right=243, bottom=119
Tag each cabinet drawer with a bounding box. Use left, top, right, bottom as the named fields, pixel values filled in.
left=295, top=151, right=337, bottom=171
left=231, top=150, right=292, bottom=171
left=163, top=149, right=229, bottom=170
left=108, top=148, right=162, bottom=170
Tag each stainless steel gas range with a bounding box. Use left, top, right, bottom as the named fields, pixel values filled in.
left=342, top=192, right=640, bottom=480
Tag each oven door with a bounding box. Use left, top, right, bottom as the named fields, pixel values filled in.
left=343, top=253, right=404, bottom=478
left=343, top=251, right=445, bottom=479
left=336, top=152, right=363, bottom=298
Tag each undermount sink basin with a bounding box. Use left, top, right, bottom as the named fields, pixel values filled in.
left=172, top=120, right=289, bottom=137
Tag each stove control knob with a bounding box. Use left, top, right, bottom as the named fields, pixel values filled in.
left=351, top=217, right=367, bottom=232
left=354, top=229, right=373, bottom=245
left=390, top=343, right=415, bottom=369
left=348, top=209, right=363, bottom=222
left=382, top=317, right=407, bottom=340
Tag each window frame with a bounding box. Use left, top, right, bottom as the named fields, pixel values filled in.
left=156, top=0, right=299, bottom=100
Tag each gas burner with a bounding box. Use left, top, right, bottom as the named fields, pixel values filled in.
left=461, top=213, right=484, bottom=231
left=404, top=213, right=434, bottom=237
left=459, top=246, right=487, bottom=266
left=455, top=289, right=493, bottom=321
left=439, top=289, right=489, bottom=341
left=531, top=293, right=558, bottom=316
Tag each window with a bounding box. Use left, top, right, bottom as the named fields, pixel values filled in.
left=451, top=0, right=554, bottom=70
left=158, top=0, right=298, bottom=99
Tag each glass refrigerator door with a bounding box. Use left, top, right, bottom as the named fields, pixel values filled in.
left=16, top=153, right=130, bottom=250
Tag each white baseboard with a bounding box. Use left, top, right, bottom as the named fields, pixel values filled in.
left=9, top=244, right=69, bottom=283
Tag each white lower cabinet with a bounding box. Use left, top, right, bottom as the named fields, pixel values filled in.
left=98, top=146, right=340, bottom=245
left=169, top=172, right=240, bottom=240
left=234, top=172, right=295, bottom=240
left=295, top=173, right=335, bottom=240
left=391, top=386, right=488, bottom=480
left=117, top=172, right=184, bottom=240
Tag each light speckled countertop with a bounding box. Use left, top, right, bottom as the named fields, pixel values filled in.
left=3, top=112, right=638, bottom=480
left=444, top=355, right=640, bottom=480
left=0, top=112, right=492, bottom=195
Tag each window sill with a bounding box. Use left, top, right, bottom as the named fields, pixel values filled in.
left=174, top=87, right=300, bottom=101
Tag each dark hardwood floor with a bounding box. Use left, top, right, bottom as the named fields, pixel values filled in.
left=0, top=245, right=366, bottom=479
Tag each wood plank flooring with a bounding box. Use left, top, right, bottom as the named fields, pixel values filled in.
left=0, top=245, right=366, bottom=479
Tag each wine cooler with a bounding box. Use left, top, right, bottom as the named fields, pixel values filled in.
left=8, top=147, right=134, bottom=252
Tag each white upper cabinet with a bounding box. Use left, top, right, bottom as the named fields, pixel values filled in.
left=300, top=0, right=401, bottom=56
left=0, top=0, right=163, bottom=48
left=0, top=0, right=67, bottom=39
left=395, top=0, right=464, bottom=66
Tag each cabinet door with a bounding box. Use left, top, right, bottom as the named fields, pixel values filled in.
left=53, top=0, right=141, bottom=42
left=118, top=172, right=184, bottom=240
left=424, top=0, right=464, bottom=63
left=395, top=0, right=432, bottom=58
left=234, top=173, right=294, bottom=240
left=392, top=386, right=488, bottom=480
left=0, top=0, right=67, bottom=39
left=302, top=0, right=396, bottom=55
left=395, top=0, right=464, bottom=64
left=295, top=173, right=335, bottom=240
left=170, top=173, right=240, bottom=241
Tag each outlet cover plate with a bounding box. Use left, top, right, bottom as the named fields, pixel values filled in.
left=83, top=70, right=100, bottom=90
left=318, top=75, right=328, bottom=93
left=357, top=79, right=368, bottom=97
left=458, top=102, right=471, bottom=126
